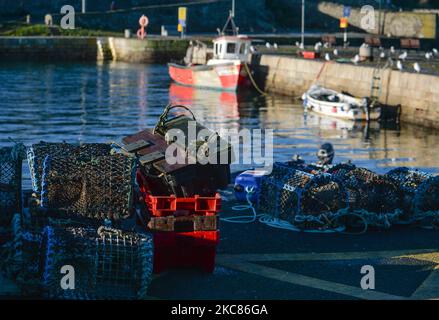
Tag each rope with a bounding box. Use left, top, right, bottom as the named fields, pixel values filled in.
left=244, top=63, right=268, bottom=96
left=222, top=187, right=437, bottom=234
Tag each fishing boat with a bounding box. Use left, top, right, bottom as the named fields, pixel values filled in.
left=168, top=12, right=251, bottom=91
left=302, top=85, right=381, bottom=121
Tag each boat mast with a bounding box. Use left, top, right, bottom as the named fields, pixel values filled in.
left=221, top=0, right=238, bottom=35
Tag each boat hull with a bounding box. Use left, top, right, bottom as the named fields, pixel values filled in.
left=168, top=63, right=249, bottom=91
left=302, top=87, right=381, bottom=121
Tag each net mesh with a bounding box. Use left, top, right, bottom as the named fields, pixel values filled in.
left=0, top=145, right=24, bottom=226
left=27, top=142, right=113, bottom=194
left=414, top=176, right=439, bottom=215
left=42, top=226, right=153, bottom=300
left=343, top=167, right=402, bottom=214
left=40, top=153, right=135, bottom=221
left=0, top=213, right=42, bottom=295
left=258, top=163, right=347, bottom=223
left=386, top=167, right=432, bottom=216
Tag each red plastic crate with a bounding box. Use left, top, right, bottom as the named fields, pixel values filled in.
left=136, top=169, right=222, bottom=217
left=146, top=193, right=221, bottom=217
left=153, top=230, right=219, bottom=273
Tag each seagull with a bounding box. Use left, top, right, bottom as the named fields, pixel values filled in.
left=273, top=43, right=278, bottom=49
left=333, top=49, right=338, bottom=56
left=380, top=51, right=386, bottom=59
left=397, top=60, right=403, bottom=71
left=390, top=46, right=395, bottom=54
left=295, top=41, right=300, bottom=47
left=399, top=51, right=408, bottom=61
left=325, top=53, right=331, bottom=61
left=250, top=45, right=257, bottom=53
left=265, top=42, right=271, bottom=49
left=433, top=48, right=438, bottom=56
left=413, top=62, right=421, bottom=73
left=314, top=43, right=321, bottom=51
left=425, top=52, right=433, bottom=60
left=352, top=54, right=360, bottom=65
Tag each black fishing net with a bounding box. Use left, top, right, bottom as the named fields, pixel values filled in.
left=386, top=167, right=432, bottom=217
left=343, top=167, right=402, bottom=214
left=326, top=163, right=357, bottom=180
left=41, top=226, right=153, bottom=300
left=0, top=213, right=43, bottom=295
left=40, top=153, right=135, bottom=221
left=0, top=144, right=25, bottom=226
left=27, top=142, right=113, bottom=194
left=258, top=163, right=347, bottom=224
left=414, top=176, right=439, bottom=215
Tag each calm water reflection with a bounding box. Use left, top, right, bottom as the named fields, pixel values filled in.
left=0, top=61, right=438, bottom=189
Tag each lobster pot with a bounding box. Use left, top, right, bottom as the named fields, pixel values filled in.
left=40, top=153, right=135, bottom=221
left=326, top=163, right=357, bottom=180
left=0, top=145, right=24, bottom=226
left=258, top=163, right=347, bottom=222
left=1, top=213, right=43, bottom=294
left=413, top=176, right=439, bottom=215
left=42, top=226, right=154, bottom=300
left=386, top=167, right=431, bottom=216
left=343, top=168, right=402, bottom=213
left=27, top=142, right=113, bottom=194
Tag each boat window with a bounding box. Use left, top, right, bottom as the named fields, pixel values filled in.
left=227, top=43, right=236, bottom=54
left=239, top=44, right=246, bottom=54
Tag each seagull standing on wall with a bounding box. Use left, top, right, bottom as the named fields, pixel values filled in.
left=397, top=60, right=403, bottom=71
left=425, top=52, right=433, bottom=60
left=413, top=62, right=421, bottom=73
left=273, top=43, right=278, bottom=49
left=399, top=51, right=408, bottom=61
left=265, top=42, right=271, bottom=49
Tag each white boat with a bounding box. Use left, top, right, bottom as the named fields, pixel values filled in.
left=302, top=85, right=381, bottom=121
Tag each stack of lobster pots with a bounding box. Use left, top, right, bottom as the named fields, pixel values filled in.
left=120, top=105, right=233, bottom=273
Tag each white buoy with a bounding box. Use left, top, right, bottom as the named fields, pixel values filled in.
left=399, top=51, right=408, bottom=61
left=333, top=48, right=338, bottom=56
left=413, top=62, right=421, bottom=73
left=325, top=53, right=331, bottom=61
left=397, top=60, right=403, bottom=71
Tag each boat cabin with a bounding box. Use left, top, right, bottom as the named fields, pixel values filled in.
left=212, top=36, right=251, bottom=62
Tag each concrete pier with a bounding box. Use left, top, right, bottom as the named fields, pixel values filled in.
left=252, top=54, right=439, bottom=129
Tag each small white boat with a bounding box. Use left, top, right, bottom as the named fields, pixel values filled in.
left=302, top=85, right=381, bottom=121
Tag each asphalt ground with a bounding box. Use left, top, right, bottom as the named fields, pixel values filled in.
left=1, top=192, right=438, bottom=300
left=148, top=196, right=439, bottom=300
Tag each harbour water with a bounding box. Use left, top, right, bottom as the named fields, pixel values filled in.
left=1, top=61, right=439, bottom=189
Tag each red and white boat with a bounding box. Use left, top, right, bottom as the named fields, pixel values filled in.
left=168, top=15, right=252, bottom=91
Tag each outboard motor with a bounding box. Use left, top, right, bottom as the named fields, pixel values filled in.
left=317, top=143, right=335, bottom=166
